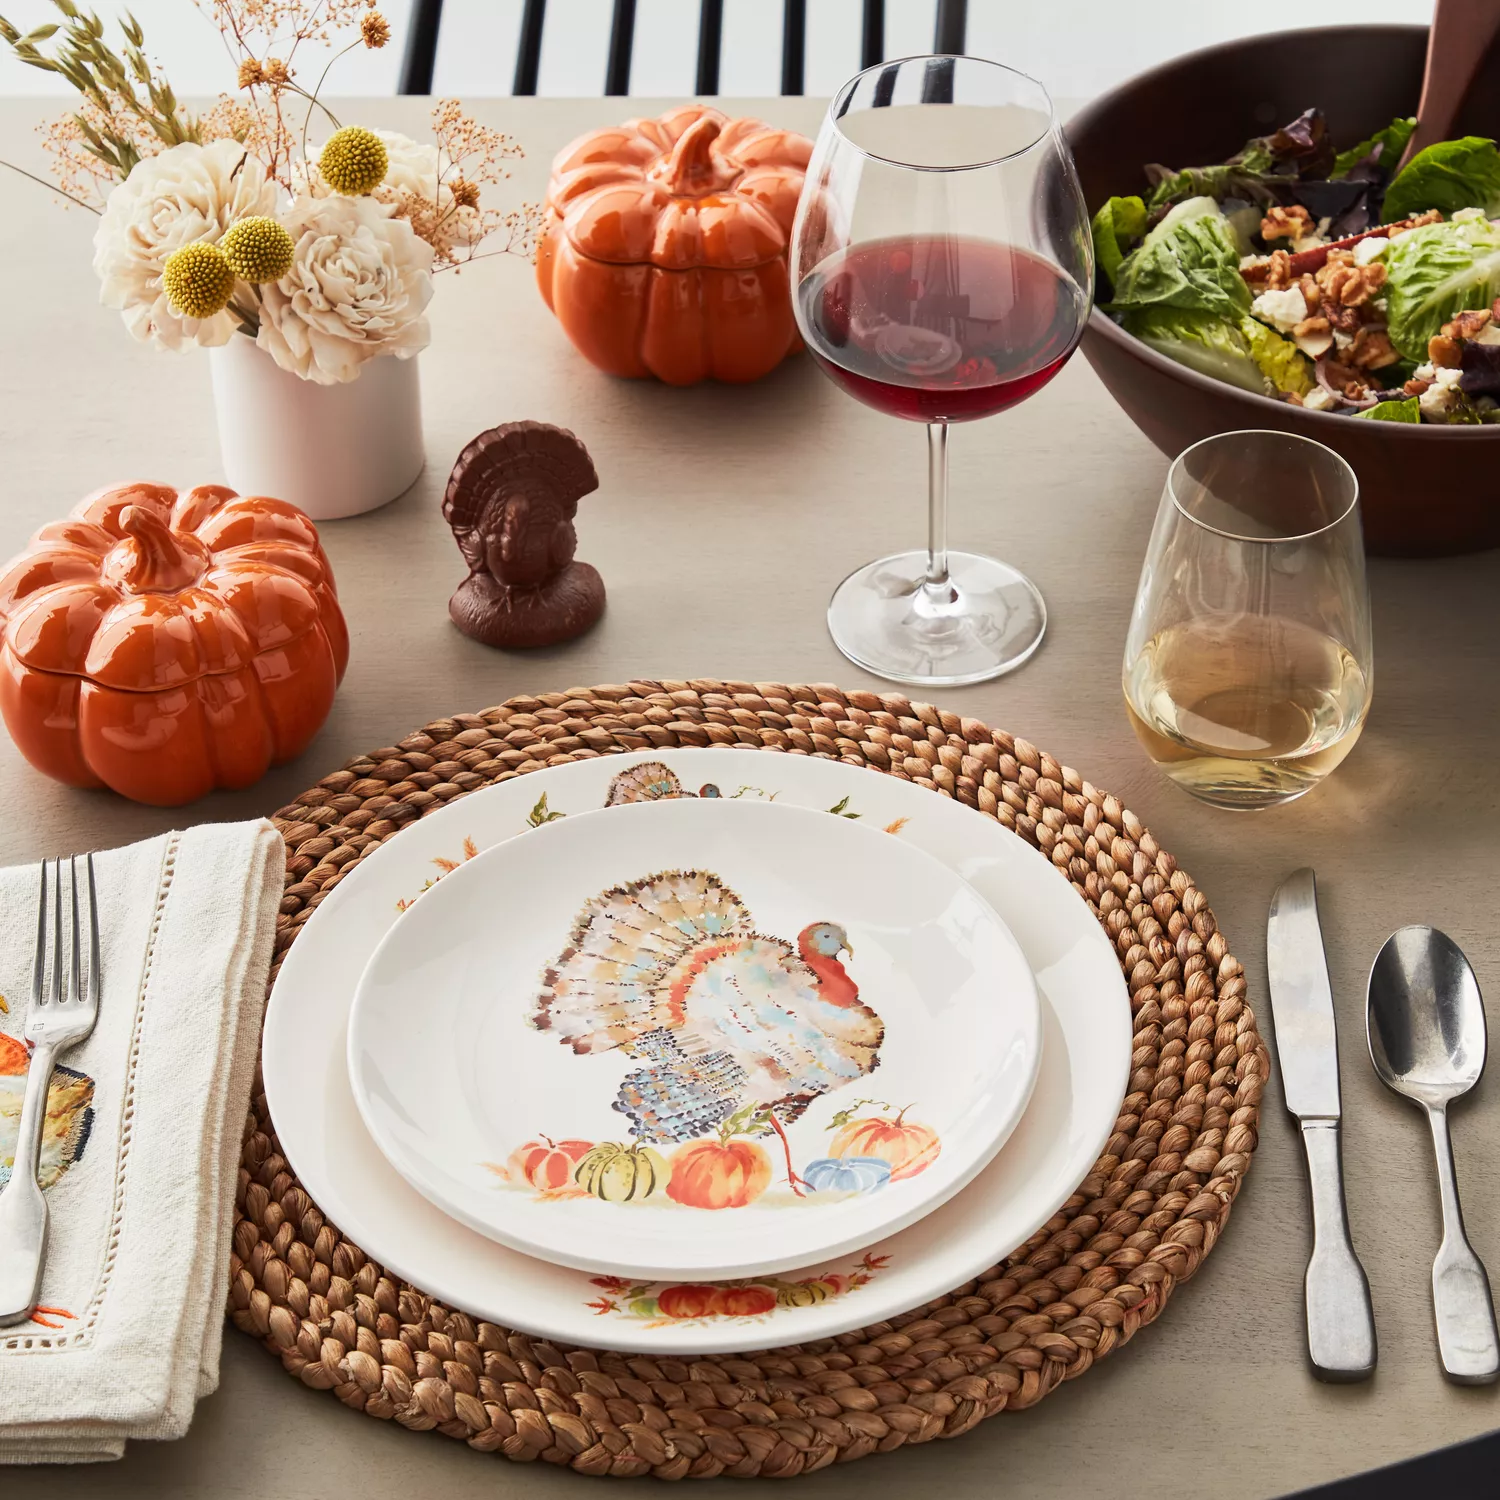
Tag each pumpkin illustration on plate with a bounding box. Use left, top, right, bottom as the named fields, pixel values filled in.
left=0, top=482, right=348, bottom=806
left=711, top=1285, right=778, bottom=1317
left=653, top=1283, right=717, bottom=1319
left=666, top=1131, right=773, bottom=1210
left=507, top=1136, right=593, bottom=1191
left=801, top=1155, right=892, bottom=1195
left=574, top=1140, right=668, bottom=1202
left=536, top=103, right=813, bottom=385
left=827, top=1101, right=941, bottom=1181
left=775, top=1276, right=841, bottom=1308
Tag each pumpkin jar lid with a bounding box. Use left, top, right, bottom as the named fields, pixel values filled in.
left=0, top=484, right=338, bottom=692
left=546, top=104, right=812, bottom=272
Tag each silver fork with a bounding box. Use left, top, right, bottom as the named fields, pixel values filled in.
left=0, top=856, right=100, bottom=1328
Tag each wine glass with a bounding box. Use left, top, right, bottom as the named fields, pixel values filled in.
left=791, top=55, right=1092, bottom=686
left=1123, top=430, right=1374, bottom=811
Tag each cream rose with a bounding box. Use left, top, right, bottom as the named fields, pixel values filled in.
left=93, top=140, right=279, bottom=351
left=255, top=192, right=434, bottom=384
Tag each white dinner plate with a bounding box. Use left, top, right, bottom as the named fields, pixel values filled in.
left=263, top=749, right=1130, bottom=1353
left=348, top=798, right=1041, bottom=1281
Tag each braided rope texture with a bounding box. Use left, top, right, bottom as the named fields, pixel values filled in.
left=230, top=681, right=1267, bottom=1479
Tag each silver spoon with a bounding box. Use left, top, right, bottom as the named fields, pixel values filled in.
left=1368, top=926, right=1499, bottom=1384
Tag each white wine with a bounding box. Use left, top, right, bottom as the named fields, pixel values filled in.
left=1123, top=616, right=1370, bottom=810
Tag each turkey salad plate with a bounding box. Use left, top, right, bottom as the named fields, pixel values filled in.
left=346, top=797, right=1042, bottom=1281
left=262, top=748, right=1130, bottom=1353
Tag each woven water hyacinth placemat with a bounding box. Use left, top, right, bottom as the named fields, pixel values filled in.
left=231, top=680, right=1267, bottom=1479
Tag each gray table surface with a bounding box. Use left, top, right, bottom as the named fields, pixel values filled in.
left=2, top=95, right=1499, bottom=1499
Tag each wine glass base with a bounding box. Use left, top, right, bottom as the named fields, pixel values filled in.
left=827, top=551, right=1047, bottom=688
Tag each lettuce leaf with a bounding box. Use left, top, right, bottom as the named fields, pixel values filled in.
left=1145, top=109, right=1334, bottom=212
left=1383, top=136, right=1500, bottom=220
left=1122, top=308, right=1269, bottom=394
left=1358, top=397, right=1420, bottom=421
left=1090, top=195, right=1148, bottom=294
left=1384, top=217, right=1500, bottom=358
left=1241, top=317, right=1314, bottom=394
left=1108, top=197, right=1252, bottom=321
left=1333, top=116, right=1416, bottom=179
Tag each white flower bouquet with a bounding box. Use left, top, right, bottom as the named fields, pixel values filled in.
left=1, top=0, right=540, bottom=384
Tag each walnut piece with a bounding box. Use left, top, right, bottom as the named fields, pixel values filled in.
left=1443, top=308, right=1493, bottom=341
left=1404, top=376, right=1433, bottom=396
left=1321, top=358, right=1372, bottom=396
left=1293, top=314, right=1331, bottom=339
left=1347, top=328, right=1400, bottom=370
left=1298, top=273, right=1321, bottom=311
left=1428, top=334, right=1464, bottom=368
left=1265, top=249, right=1294, bottom=290
left=1315, top=252, right=1387, bottom=310
left=1262, top=204, right=1314, bottom=242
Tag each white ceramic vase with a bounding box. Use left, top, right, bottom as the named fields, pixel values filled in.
left=209, top=333, right=425, bottom=520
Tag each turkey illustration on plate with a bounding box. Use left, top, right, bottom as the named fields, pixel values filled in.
left=483, top=866, right=940, bottom=1210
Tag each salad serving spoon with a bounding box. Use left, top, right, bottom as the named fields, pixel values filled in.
left=1400, top=0, right=1500, bottom=168
left=1367, top=925, right=1499, bottom=1384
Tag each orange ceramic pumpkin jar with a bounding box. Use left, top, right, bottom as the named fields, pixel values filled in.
left=0, top=482, right=348, bottom=807
left=536, top=103, right=813, bottom=386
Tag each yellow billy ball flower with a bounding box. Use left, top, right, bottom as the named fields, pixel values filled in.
left=319, top=126, right=388, bottom=195
left=221, top=216, right=295, bottom=282
left=161, top=242, right=236, bottom=320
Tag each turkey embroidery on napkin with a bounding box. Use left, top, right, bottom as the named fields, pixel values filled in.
left=0, top=1005, right=94, bottom=1330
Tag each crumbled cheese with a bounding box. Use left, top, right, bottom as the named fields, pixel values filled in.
left=1291, top=233, right=1327, bottom=254
left=1317, top=217, right=1332, bottom=238
left=1419, top=367, right=1466, bottom=417
left=1332, top=330, right=1355, bottom=351
left=1240, top=253, right=1270, bottom=271
left=1478, top=324, right=1500, bottom=346
left=1251, top=286, right=1308, bottom=333
left=1453, top=206, right=1486, bottom=224
left=1413, top=362, right=1436, bottom=381
left=1303, top=387, right=1338, bottom=411
left=1353, top=236, right=1389, bottom=266
left=1372, top=296, right=1390, bottom=314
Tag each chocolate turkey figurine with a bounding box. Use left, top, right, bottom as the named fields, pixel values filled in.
left=442, top=421, right=605, bottom=648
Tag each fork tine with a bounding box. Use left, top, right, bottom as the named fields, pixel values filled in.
left=32, top=860, right=47, bottom=1008
left=50, top=858, right=62, bottom=1007
left=69, top=856, right=80, bottom=1006
left=86, top=853, right=99, bottom=1007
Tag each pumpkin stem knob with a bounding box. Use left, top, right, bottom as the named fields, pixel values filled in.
left=663, top=114, right=728, bottom=196
left=116, top=505, right=203, bottom=594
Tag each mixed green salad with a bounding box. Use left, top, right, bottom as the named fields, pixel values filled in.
left=1092, top=110, right=1500, bottom=424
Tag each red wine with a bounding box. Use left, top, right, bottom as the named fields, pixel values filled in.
left=798, top=236, right=1086, bottom=422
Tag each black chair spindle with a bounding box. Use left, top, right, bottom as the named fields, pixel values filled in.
left=513, top=0, right=547, bottom=96
left=605, top=0, right=636, bottom=95
left=397, top=0, right=443, bottom=94
left=860, top=0, right=885, bottom=70
left=934, top=0, right=968, bottom=55
left=696, top=0, right=723, bottom=94
left=781, top=0, right=806, bottom=95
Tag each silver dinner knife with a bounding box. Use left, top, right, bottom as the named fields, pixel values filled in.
left=1267, top=869, right=1377, bottom=1381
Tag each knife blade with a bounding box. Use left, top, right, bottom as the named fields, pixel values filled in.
left=1267, top=868, right=1377, bottom=1382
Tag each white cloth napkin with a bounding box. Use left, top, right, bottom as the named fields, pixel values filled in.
left=0, top=820, right=284, bottom=1464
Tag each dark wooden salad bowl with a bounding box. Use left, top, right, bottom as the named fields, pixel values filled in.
left=1066, top=24, right=1500, bottom=557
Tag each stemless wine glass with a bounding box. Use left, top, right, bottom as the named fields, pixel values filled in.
left=1123, top=430, right=1374, bottom=811
left=790, top=55, right=1092, bottom=686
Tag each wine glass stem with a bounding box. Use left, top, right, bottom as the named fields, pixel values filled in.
left=925, top=421, right=954, bottom=605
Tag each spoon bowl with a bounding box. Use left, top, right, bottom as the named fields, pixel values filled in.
left=1367, top=924, right=1498, bottom=1384
left=1368, top=926, right=1486, bottom=1106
